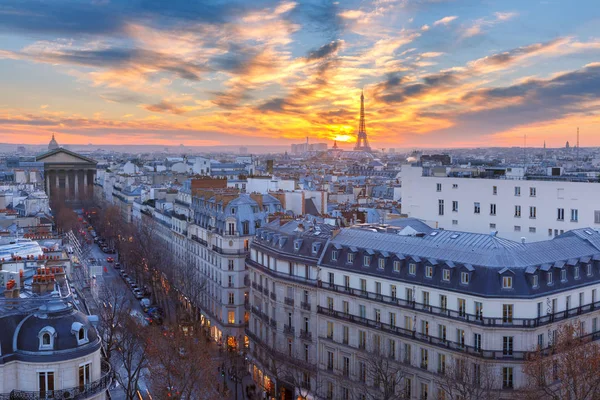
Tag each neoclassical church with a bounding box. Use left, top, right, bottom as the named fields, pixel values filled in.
left=36, top=135, right=97, bottom=202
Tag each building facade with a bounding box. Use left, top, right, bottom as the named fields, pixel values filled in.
left=401, top=165, right=600, bottom=242
left=0, top=297, right=110, bottom=399
left=246, top=219, right=332, bottom=399
left=189, top=190, right=282, bottom=349
left=36, top=148, right=97, bottom=203
left=247, top=221, right=600, bottom=399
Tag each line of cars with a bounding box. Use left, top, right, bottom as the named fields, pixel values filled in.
left=117, top=266, right=163, bottom=326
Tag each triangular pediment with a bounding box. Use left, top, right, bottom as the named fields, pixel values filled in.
left=36, top=148, right=97, bottom=165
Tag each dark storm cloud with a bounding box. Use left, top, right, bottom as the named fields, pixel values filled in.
left=306, top=40, right=343, bottom=61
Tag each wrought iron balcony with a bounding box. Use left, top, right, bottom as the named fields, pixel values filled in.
left=300, top=301, right=311, bottom=311
left=320, top=280, right=600, bottom=329
left=270, top=318, right=276, bottom=328
left=6, top=361, right=112, bottom=400
left=284, top=297, right=294, bottom=306
left=283, top=324, right=295, bottom=335
left=270, top=292, right=276, bottom=301
left=257, top=284, right=263, bottom=292
left=263, top=288, right=269, bottom=296
left=300, top=329, right=313, bottom=341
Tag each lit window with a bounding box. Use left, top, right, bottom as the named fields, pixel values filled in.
left=425, top=266, right=433, bottom=278
left=442, top=269, right=450, bottom=281
left=228, top=311, right=236, bottom=324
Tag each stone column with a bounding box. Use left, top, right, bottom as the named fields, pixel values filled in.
left=65, top=170, right=70, bottom=196
left=55, top=170, right=59, bottom=190
left=74, top=170, right=79, bottom=197
left=84, top=170, right=88, bottom=194
left=46, top=173, right=50, bottom=196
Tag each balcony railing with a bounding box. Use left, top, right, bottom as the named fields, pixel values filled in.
left=270, top=318, right=277, bottom=328
left=252, top=282, right=257, bottom=290
left=245, top=328, right=315, bottom=371
left=300, top=329, right=313, bottom=341
left=6, top=361, right=112, bottom=400
left=191, top=234, right=207, bottom=246
left=320, top=280, right=600, bottom=329
left=257, top=284, right=263, bottom=292
left=301, top=301, right=311, bottom=311
left=270, top=292, right=276, bottom=301
left=212, top=245, right=247, bottom=256
left=246, top=259, right=318, bottom=287
left=263, top=288, right=269, bottom=296
left=284, top=297, right=294, bottom=306
left=284, top=324, right=295, bottom=335
left=317, top=306, right=533, bottom=361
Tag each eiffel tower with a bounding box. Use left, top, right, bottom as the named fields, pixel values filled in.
left=354, top=90, right=372, bottom=152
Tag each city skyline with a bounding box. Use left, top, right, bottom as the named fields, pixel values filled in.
left=1, top=0, right=600, bottom=148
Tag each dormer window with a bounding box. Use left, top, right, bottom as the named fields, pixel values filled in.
left=38, top=326, right=56, bottom=350
left=72, top=322, right=89, bottom=346
left=442, top=269, right=450, bottom=281
left=363, top=256, right=371, bottom=267
left=393, top=261, right=400, bottom=273
left=425, top=266, right=433, bottom=278
left=561, top=270, right=567, bottom=282
left=502, top=276, right=513, bottom=289
left=574, top=266, right=580, bottom=279
left=231, top=207, right=236, bottom=215
left=408, top=263, right=416, bottom=275
left=294, top=241, right=300, bottom=251
left=588, top=264, right=593, bottom=277
left=547, top=271, right=554, bottom=285
left=460, top=272, right=470, bottom=285
left=378, top=258, right=385, bottom=270
left=347, top=253, right=355, bottom=263
left=331, top=250, right=338, bottom=261
left=532, top=274, right=539, bottom=288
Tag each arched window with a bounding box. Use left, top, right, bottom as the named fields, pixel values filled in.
left=38, top=326, right=56, bottom=350
left=71, top=322, right=88, bottom=345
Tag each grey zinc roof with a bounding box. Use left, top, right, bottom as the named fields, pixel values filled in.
left=328, top=227, right=600, bottom=269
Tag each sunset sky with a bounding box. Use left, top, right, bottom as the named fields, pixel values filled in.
left=1, top=0, right=599, bottom=148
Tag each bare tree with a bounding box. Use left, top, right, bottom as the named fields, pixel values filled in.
left=96, top=282, right=131, bottom=359
left=113, top=317, right=151, bottom=400
left=350, top=351, right=410, bottom=400
left=146, top=326, right=218, bottom=399
left=521, top=322, right=600, bottom=400
left=436, top=356, right=500, bottom=400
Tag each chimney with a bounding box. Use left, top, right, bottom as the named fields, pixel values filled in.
left=521, top=237, right=526, bottom=244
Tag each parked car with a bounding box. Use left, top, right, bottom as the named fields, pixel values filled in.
left=132, top=289, right=144, bottom=299
left=140, top=298, right=151, bottom=310
left=125, top=278, right=133, bottom=286
left=130, top=310, right=149, bottom=326
left=114, top=262, right=121, bottom=269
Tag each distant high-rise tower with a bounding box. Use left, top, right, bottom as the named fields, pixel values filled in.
left=354, top=90, right=372, bottom=152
